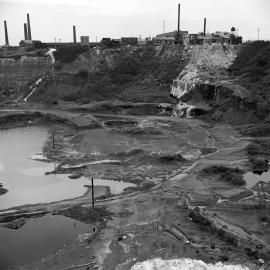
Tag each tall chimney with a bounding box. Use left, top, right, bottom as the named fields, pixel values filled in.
left=177, top=3, right=180, bottom=40
left=203, top=18, right=206, bottom=37
left=24, top=23, right=28, bottom=40
left=73, top=25, right=76, bottom=43
left=4, top=20, right=9, bottom=46
left=27, top=13, right=32, bottom=40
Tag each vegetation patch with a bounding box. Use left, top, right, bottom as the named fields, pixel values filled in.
left=241, top=124, right=270, bottom=137
left=248, top=157, right=269, bottom=174
left=0, top=183, right=8, bottom=196
left=54, top=46, right=88, bottom=63
left=121, top=126, right=163, bottom=135
left=231, top=41, right=270, bottom=81
left=54, top=205, right=111, bottom=224
left=246, top=139, right=270, bottom=155
left=200, top=165, right=245, bottom=186
left=188, top=209, right=238, bottom=247
left=61, top=45, right=187, bottom=104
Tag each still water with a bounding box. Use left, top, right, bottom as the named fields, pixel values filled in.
left=0, top=126, right=135, bottom=209
left=0, top=214, right=90, bottom=269
left=244, top=171, right=270, bottom=188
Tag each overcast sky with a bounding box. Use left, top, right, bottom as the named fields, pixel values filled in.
left=1, top=0, right=269, bottom=45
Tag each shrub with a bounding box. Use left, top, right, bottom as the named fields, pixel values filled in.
left=54, top=46, right=88, bottom=63
left=77, top=69, right=89, bottom=79
left=201, top=165, right=245, bottom=186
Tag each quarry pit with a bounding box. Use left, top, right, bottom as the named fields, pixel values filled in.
left=0, top=42, right=270, bottom=270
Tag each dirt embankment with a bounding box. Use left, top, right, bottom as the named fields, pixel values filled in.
left=0, top=47, right=48, bottom=103
left=0, top=45, right=189, bottom=106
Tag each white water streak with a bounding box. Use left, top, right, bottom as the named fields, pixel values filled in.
left=45, top=48, right=57, bottom=68
left=23, top=78, right=42, bottom=102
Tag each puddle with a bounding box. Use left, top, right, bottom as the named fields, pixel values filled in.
left=0, top=127, right=135, bottom=210
left=0, top=214, right=90, bottom=269
left=244, top=171, right=270, bottom=189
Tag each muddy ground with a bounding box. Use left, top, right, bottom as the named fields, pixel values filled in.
left=0, top=104, right=270, bottom=270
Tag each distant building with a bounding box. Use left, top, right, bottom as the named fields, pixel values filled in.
left=196, top=33, right=213, bottom=45
left=19, top=40, right=43, bottom=48
left=153, top=37, right=175, bottom=46
left=230, top=34, right=242, bottom=45
left=180, top=31, right=189, bottom=45
left=19, top=39, right=101, bottom=49
left=189, top=34, right=198, bottom=45
left=121, top=37, right=138, bottom=46
left=138, top=38, right=147, bottom=46
left=212, top=31, right=231, bottom=43
left=156, top=31, right=177, bottom=38
left=196, top=31, right=242, bottom=45
left=101, top=38, right=111, bottom=47
left=80, top=36, right=89, bottom=45
left=156, top=30, right=189, bottom=45
left=42, top=42, right=76, bottom=48
left=111, top=39, right=121, bottom=47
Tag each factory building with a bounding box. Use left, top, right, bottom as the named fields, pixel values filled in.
left=111, top=39, right=121, bottom=47
left=80, top=36, right=89, bottom=45
left=19, top=40, right=43, bottom=48
left=153, top=37, right=175, bottom=46
left=154, top=30, right=189, bottom=46
left=101, top=38, right=112, bottom=47
left=196, top=31, right=242, bottom=45
left=154, top=27, right=242, bottom=46
left=100, top=37, right=138, bottom=47
left=121, top=37, right=138, bottom=46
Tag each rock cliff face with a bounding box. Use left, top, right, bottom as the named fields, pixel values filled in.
left=170, top=43, right=270, bottom=123
left=0, top=56, right=48, bottom=101
left=171, top=44, right=239, bottom=118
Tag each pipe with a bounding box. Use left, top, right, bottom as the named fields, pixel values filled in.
left=204, top=18, right=206, bottom=37
left=4, top=20, right=9, bottom=46
left=73, top=25, right=76, bottom=43
left=24, top=23, right=28, bottom=40
left=27, top=13, right=32, bottom=40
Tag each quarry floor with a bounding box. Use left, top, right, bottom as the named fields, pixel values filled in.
left=0, top=104, right=270, bottom=270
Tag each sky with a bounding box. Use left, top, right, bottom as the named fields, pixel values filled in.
left=0, top=0, right=270, bottom=45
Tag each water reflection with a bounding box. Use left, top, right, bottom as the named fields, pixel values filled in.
left=0, top=127, right=135, bottom=209
left=0, top=214, right=90, bottom=269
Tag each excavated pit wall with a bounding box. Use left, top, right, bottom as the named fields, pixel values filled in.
left=0, top=56, right=48, bottom=98
left=170, top=44, right=239, bottom=118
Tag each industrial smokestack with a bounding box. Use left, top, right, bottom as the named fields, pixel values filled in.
left=24, top=23, right=28, bottom=40
left=178, top=4, right=180, bottom=33
left=73, top=25, right=76, bottom=43
left=27, top=13, right=32, bottom=40
left=203, top=18, right=206, bottom=37
left=177, top=3, right=180, bottom=39
left=4, top=20, right=9, bottom=46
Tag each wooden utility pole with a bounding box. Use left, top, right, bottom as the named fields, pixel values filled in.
left=91, top=178, right=95, bottom=209
left=52, top=131, right=55, bottom=149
